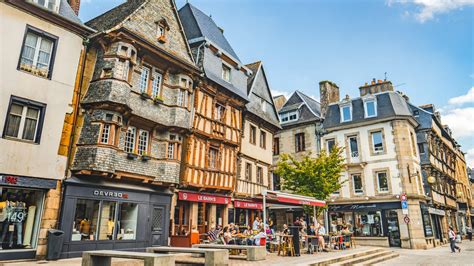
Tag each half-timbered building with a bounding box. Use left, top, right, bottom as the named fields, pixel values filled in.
left=59, top=0, right=199, bottom=257
left=177, top=3, right=250, bottom=234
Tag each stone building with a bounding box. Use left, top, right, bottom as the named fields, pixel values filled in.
left=322, top=79, right=429, bottom=249
left=58, top=0, right=200, bottom=257
left=410, top=103, right=472, bottom=241
left=232, top=61, right=281, bottom=226
left=176, top=3, right=250, bottom=235
left=0, top=0, right=92, bottom=260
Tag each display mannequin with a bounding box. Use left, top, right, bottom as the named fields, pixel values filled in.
left=80, top=218, right=91, bottom=239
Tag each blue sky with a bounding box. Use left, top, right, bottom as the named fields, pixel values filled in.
left=79, top=0, right=474, bottom=167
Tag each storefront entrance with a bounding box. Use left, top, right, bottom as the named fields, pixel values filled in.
left=385, top=210, right=401, bottom=247
left=150, top=205, right=166, bottom=246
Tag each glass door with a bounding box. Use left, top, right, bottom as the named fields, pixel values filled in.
left=385, top=210, right=401, bottom=247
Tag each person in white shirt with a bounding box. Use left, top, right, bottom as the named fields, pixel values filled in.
left=448, top=226, right=461, bottom=253
left=252, top=217, right=260, bottom=231
left=253, top=228, right=266, bottom=246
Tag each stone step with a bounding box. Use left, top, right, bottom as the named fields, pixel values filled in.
left=355, top=251, right=400, bottom=266
left=311, top=248, right=385, bottom=266
left=330, top=250, right=393, bottom=266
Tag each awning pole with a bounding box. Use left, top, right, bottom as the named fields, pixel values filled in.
left=262, top=189, right=267, bottom=234
left=313, top=205, right=316, bottom=225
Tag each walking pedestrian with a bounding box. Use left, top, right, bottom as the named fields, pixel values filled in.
left=448, top=226, right=461, bottom=253
left=466, top=225, right=472, bottom=241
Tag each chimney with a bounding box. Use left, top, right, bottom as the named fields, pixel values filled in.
left=319, top=80, right=340, bottom=118
left=359, top=79, right=394, bottom=97
left=68, top=0, right=81, bottom=15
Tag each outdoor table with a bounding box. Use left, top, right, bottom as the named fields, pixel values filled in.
left=275, top=234, right=294, bottom=256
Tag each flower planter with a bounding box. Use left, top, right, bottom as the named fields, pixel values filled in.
left=127, top=153, right=138, bottom=160
left=141, top=155, right=151, bottom=161
left=153, top=98, right=164, bottom=105
left=140, top=92, right=151, bottom=100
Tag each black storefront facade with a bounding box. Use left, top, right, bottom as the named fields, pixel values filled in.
left=328, top=201, right=402, bottom=247
left=0, top=173, right=57, bottom=260
left=59, top=177, right=172, bottom=258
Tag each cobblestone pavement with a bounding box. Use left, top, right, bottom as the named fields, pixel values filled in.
left=1, top=246, right=376, bottom=266
left=376, top=240, right=474, bottom=266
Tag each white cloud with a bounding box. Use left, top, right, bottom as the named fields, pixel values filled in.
left=465, top=148, right=474, bottom=168
left=440, top=107, right=474, bottom=139
left=448, top=87, right=474, bottom=105
left=389, top=0, right=474, bottom=22
left=271, top=89, right=291, bottom=100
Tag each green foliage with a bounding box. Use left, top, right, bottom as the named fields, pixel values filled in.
left=274, top=146, right=346, bottom=213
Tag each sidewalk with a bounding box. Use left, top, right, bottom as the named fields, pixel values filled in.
left=1, top=246, right=377, bottom=266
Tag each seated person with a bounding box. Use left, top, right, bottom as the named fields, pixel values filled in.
left=316, top=222, right=327, bottom=251
left=243, top=225, right=253, bottom=245
left=341, top=226, right=352, bottom=236
left=253, top=228, right=266, bottom=246
left=207, top=225, right=221, bottom=243
left=223, top=226, right=235, bottom=245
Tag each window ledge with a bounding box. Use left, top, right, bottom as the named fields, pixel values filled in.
left=3, top=136, right=39, bottom=145
left=17, top=68, right=51, bottom=80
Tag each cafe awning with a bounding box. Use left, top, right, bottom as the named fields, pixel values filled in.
left=263, top=190, right=326, bottom=207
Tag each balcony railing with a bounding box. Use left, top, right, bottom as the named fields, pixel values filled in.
left=236, top=179, right=268, bottom=196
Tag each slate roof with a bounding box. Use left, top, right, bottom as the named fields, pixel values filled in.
left=178, top=3, right=241, bottom=61
left=58, top=0, right=83, bottom=24
left=86, top=0, right=146, bottom=31
left=323, top=91, right=415, bottom=129
left=278, top=90, right=322, bottom=127
left=245, top=61, right=261, bottom=91
left=204, top=68, right=248, bottom=100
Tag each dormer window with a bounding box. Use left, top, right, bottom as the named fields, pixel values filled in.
left=222, top=64, right=231, bottom=82
left=364, top=98, right=377, bottom=118
left=279, top=110, right=298, bottom=123
left=32, top=0, right=60, bottom=12
left=340, top=105, right=352, bottom=122
left=155, top=19, right=170, bottom=43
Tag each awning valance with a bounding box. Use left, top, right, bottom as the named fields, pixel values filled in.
left=265, top=191, right=326, bottom=207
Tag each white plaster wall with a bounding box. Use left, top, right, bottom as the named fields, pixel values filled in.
left=0, top=4, right=83, bottom=179
left=241, top=118, right=273, bottom=165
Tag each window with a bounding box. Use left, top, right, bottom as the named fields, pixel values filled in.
left=151, top=71, right=162, bottom=98
left=215, top=103, right=225, bottom=122
left=177, top=90, right=188, bottom=107
left=124, top=127, right=136, bottom=153
left=158, top=25, right=165, bottom=39
left=117, top=59, right=129, bottom=81
left=209, top=147, right=219, bottom=169
left=261, top=99, right=267, bottom=112
left=371, top=131, right=384, bottom=153
left=32, top=0, right=59, bottom=11
left=418, top=143, right=425, bottom=154
left=3, top=97, right=46, bottom=143
left=156, top=19, right=169, bottom=43
left=273, top=137, right=280, bottom=156
left=137, top=130, right=149, bottom=155
left=295, top=133, right=305, bottom=152
left=279, top=111, right=298, bottom=123
left=348, top=136, right=359, bottom=157
left=116, top=202, right=138, bottom=240
left=72, top=199, right=100, bottom=241
left=257, top=166, right=263, bottom=184
left=139, top=66, right=150, bottom=93
left=410, top=132, right=417, bottom=156
left=273, top=173, right=281, bottom=191
left=352, top=174, right=363, bottom=194
left=100, top=124, right=112, bottom=144
left=245, top=163, right=252, bottom=181
left=364, top=100, right=377, bottom=118
left=249, top=125, right=256, bottom=145
left=99, top=201, right=116, bottom=240
left=222, top=64, right=231, bottom=82
left=168, top=135, right=181, bottom=160
left=413, top=110, right=420, bottom=117
left=326, top=139, right=335, bottom=152
left=341, top=105, right=352, bottom=122
left=260, top=130, right=266, bottom=149
left=377, top=172, right=389, bottom=192
left=352, top=211, right=383, bottom=237
left=19, top=27, right=57, bottom=79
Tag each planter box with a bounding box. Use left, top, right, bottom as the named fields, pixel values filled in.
left=140, top=92, right=151, bottom=100
left=127, top=153, right=138, bottom=160
left=142, top=155, right=151, bottom=161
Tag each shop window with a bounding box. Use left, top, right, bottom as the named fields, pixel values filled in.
left=3, top=96, right=46, bottom=143
left=420, top=204, right=433, bottom=237
left=354, top=211, right=383, bottom=237
left=117, top=202, right=138, bottom=240
left=352, top=174, right=363, bottom=194
left=273, top=137, right=280, bottom=156
left=18, top=26, right=57, bottom=79
left=0, top=187, right=44, bottom=249
left=98, top=201, right=116, bottom=240
left=295, top=133, right=305, bottom=152
left=249, top=125, right=256, bottom=145
left=377, top=172, right=389, bottom=192
left=260, top=130, right=266, bottom=149
left=72, top=199, right=100, bottom=241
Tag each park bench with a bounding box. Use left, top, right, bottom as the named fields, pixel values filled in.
left=147, top=246, right=229, bottom=266
left=192, top=244, right=266, bottom=261
left=81, top=250, right=174, bottom=266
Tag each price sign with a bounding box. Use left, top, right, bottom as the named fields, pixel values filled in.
left=404, top=215, right=410, bottom=224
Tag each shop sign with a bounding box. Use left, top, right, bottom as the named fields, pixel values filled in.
left=328, top=201, right=401, bottom=212
left=431, top=191, right=445, bottom=205
left=93, top=190, right=129, bottom=199
left=178, top=191, right=230, bottom=205
left=234, top=200, right=263, bottom=210
left=428, top=207, right=445, bottom=216
left=445, top=197, right=457, bottom=208
left=0, top=173, right=57, bottom=189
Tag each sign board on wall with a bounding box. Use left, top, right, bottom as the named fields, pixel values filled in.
left=178, top=191, right=230, bottom=205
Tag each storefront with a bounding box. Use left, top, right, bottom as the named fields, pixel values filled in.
left=0, top=173, right=57, bottom=260
left=457, top=203, right=468, bottom=235
left=231, top=200, right=263, bottom=228
left=174, top=191, right=230, bottom=234
left=59, top=177, right=172, bottom=258
left=328, top=201, right=402, bottom=247
left=427, top=206, right=446, bottom=242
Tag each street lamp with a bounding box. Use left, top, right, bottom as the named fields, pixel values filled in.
left=427, top=176, right=436, bottom=185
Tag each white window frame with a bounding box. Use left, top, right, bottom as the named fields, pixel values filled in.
left=5, top=103, right=41, bottom=142
left=124, top=127, right=136, bottom=153
left=100, top=124, right=111, bottom=144
left=371, top=131, right=384, bottom=153
left=177, top=90, right=187, bottom=107
left=348, top=135, right=359, bottom=157
left=137, top=129, right=149, bottom=155
left=222, top=64, right=231, bottom=82
left=326, top=139, right=336, bottom=152
left=279, top=110, right=298, bottom=124
left=377, top=172, right=389, bottom=192
left=118, top=59, right=129, bottom=81
left=139, top=66, right=150, bottom=93
left=20, top=31, right=54, bottom=76
left=364, top=99, right=377, bottom=118
left=352, top=174, right=363, bottom=194
left=215, top=104, right=225, bottom=121
left=151, top=71, right=162, bottom=98
left=340, top=105, right=352, bottom=122
left=33, top=0, right=60, bottom=12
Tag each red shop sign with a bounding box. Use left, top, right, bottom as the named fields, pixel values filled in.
left=276, top=195, right=326, bottom=207
left=234, top=200, right=263, bottom=210
left=178, top=191, right=230, bottom=205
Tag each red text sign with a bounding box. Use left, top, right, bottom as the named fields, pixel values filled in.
left=179, top=191, right=230, bottom=205
left=234, top=200, right=263, bottom=210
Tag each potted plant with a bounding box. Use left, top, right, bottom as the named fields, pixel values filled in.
left=153, top=96, right=164, bottom=104
left=140, top=92, right=151, bottom=100
left=127, top=152, right=138, bottom=160
left=141, top=153, right=151, bottom=161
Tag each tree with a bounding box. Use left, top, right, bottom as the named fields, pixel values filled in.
left=274, top=146, right=346, bottom=215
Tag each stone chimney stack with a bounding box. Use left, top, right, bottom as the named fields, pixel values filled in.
left=359, top=78, right=394, bottom=97
left=68, top=0, right=81, bottom=15
left=319, top=80, right=340, bottom=118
